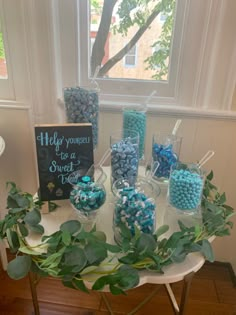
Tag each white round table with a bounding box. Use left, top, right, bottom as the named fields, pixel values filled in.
left=0, top=136, right=8, bottom=272
left=27, top=166, right=206, bottom=315
left=0, top=136, right=5, bottom=157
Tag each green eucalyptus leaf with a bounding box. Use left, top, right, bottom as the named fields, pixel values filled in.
left=18, top=222, right=29, bottom=237
left=48, top=201, right=58, bottom=212
left=14, top=194, right=30, bottom=208
left=7, top=195, right=19, bottom=209
left=63, top=246, right=87, bottom=271
left=6, top=182, right=18, bottom=194
left=109, top=284, right=126, bottom=295
left=60, top=220, right=81, bottom=235
left=24, top=208, right=41, bottom=226
left=206, top=171, right=214, bottom=181
left=62, top=230, right=71, bottom=246
left=165, top=231, right=183, bottom=249
left=40, top=252, right=63, bottom=268
left=19, top=246, right=42, bottom=256
left=118, top=222, right=132, bottom=240
left=104, top=243, right=121, bottom=253
left=92, top=275, right=109, bottom=291
left=80, top=265, right=98, bottom=275
left=31, top=261, right=48, bottom=277
left=73, top=278, right=89, bottom=293
left=155, top=225, right=169, bottom=238
left=117, top=265, right=139, bottom=290
left=136, top=233, right=157, bottom=254
left=92, top=231, right=106, bottom=242
left=6, top=229, right=20, bottom=250
left=62, top=280, right=75, bottom=289
left=7, top=255, right=32, bottom=279
left=119, top=253, right=138, bottom=264
left=29, top=224, right=44, bottom=234
left=219, top=193, right=226, bottom=205
left=9, top=208, right=24, bottom=214
left=200, top=239, right=214, bottom=262
left=84, top=241, right=107, bottom=265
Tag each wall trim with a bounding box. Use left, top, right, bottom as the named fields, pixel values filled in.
left=99, top=101, right=236, bottom=121
left=0, top=101, right=30, bottom=110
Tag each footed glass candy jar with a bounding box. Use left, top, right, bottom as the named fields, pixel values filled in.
left=152, top=133, right=182, bottom=183
left=168, top=162, right=205, bottom=213
left=68, top=166, right=106, bottom=230
left=112, top=177, right=160, bottom=244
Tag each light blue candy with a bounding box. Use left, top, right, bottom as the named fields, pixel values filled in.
left=123, top=110, right=146, bottom=159
left=169, top=169, right=203, bottom=210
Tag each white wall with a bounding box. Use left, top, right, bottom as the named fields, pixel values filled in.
left=0, top=108, right=37, bottom=215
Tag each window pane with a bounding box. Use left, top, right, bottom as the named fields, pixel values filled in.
left=90, top=0, right=176, bottom=81
left=0, top=20, right=7, bottom=79
left=125, top=55, right=135, bottom=66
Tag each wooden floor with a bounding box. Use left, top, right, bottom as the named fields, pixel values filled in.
left=0, top=253, right=236, bottom=315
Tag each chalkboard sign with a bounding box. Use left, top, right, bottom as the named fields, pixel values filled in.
left=35, top=124, right=94, bottom=201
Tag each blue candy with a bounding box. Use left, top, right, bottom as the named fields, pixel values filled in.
left=114, top=187, right=156, bottom=236
left=111, top=138, right=139, bottom=186
left=152, top=143, right=178, bottom=179
left=70, top=176, right=106, bottom=212
left=64, top=87, right=99, bottom=147
left=169, top=169, right=203, bottom=210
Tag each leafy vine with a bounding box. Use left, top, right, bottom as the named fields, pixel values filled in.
left=0, top=171, right=234, bottom=295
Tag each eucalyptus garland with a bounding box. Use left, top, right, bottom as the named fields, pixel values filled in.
left=0, top=171, right=234, bottom=295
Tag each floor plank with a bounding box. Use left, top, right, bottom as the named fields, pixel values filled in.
left=1, top=255, right=236, bottom=315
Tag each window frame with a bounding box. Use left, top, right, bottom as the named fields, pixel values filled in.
left=0, top=0, right=14, bottom=100
left=54, top=0, right=236, bottom=116
left=123, top=44, right=137, bottom=68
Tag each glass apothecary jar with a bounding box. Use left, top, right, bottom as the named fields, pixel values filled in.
left=112, top=177, right=160, bottom=245
left=152, top=133, right=182, bottom=183
left=168, top=162, right=205, bottom=214
left=64, top=85, right=100, bottom=148
left=68, top=166, right=106, bottom=230
left=123, top=104, right=146, bottom=160
left=110, top=129, right=139, bottom=188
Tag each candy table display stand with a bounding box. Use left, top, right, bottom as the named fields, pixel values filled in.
left=0, top=136, right=8, bottom=271
left=25, top=167, right=206, bottom=315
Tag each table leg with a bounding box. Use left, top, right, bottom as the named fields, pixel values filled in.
left=29, top=272, right=40, bottom=315
left=101, top=285, right=162, bottom=315
left=165, top=271, right=195, bottom=315
left=0, top=240, right=8, bottom=271
left=179, top=272, right=194, bottom=315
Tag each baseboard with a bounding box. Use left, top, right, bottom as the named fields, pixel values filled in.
left=205, top=261, right=236, bottom=287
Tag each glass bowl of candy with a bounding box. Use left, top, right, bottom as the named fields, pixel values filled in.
left=68, top=166, right=107, bottom=230
left=168, top=162, right=205, bottom=214
left=152, top=133, right=182, bottom=183
left=112, top=176, right=161, bottom=245
left=110, top=129, right=139, bottom=189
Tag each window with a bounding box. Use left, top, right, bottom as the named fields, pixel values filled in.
left=0, top=22, right=7, bottom=79
left=79, top=0, right=178, bottom=102
left=55, top=0, right=236, bottom=114
left=0, top=0, right=29, bottom=102
left=123, top=44, right=137, bottom=68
